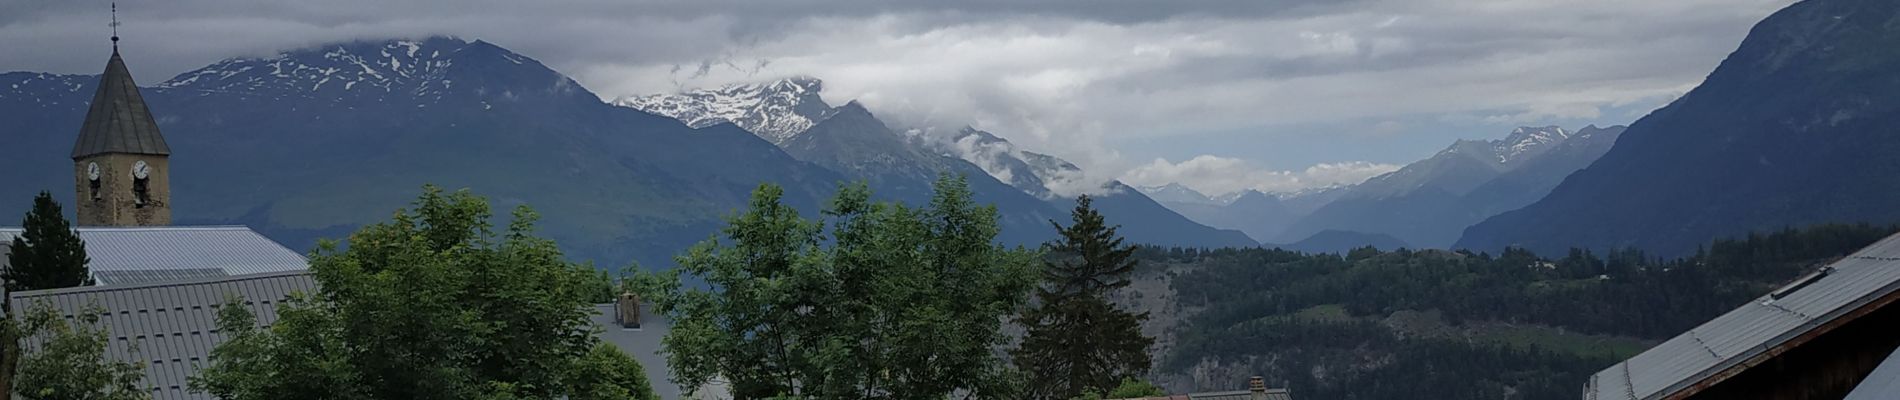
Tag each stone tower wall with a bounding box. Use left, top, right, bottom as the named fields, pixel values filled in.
left=73, top=153, right=171, bottom=226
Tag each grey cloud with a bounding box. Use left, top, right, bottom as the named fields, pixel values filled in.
left=0, top=0, right=1794, bottom=186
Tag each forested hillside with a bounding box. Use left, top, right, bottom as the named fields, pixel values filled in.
left=1140, top=223, right=1898, bottom=399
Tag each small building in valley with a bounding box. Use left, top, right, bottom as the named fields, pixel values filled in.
left=1581, top=233, right=1900, bottom=400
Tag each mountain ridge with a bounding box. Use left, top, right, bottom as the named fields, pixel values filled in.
left=1271, top=125, right=1621, bottom=247
left=0, top=36, right=850, bottom=267
left=613, top=76, right=835, bottom=144
left=1457, top=0, right=1900, bottom=256
left=618, top=77, right=1258, bottom=248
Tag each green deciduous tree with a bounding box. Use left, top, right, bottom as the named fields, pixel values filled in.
left=567, top=343, right=660, bottom=400
left=1014, top=195, right=1155, bottom=400
left=4, top=191, right=93, bottom=292
left=635, top=176, right=1038, bottom=399
left=1069, top=378, right=1166, bottom=400
left=189, top=186, right=652, bottom=400
left=586, top=268, right=620, bottom=304
left=6, top=302, right=147, bottom=400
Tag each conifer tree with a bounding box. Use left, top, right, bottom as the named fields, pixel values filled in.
left=3, top=192, right=92, bottom=292
left=1014, top=195, right=1155, bottom=400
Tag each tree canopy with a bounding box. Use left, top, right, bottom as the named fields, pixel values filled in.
left=633, top=176, right=1039, bottom=399
left=4, top=191, right=92, bottom=292
left=6, top=302, right=148, bottom=400
left=1015, top=195, right=1155, bottom=399
left=189, top=185, right=654, bottom=400
left=1154, top=223, right=1899, bottom=399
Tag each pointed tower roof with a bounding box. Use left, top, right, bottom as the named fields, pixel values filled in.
left=72, top=49, right=170, bottom=159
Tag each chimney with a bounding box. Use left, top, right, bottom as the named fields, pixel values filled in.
left=615, top=292, right=641, bottom=329
left=1249, top=376, right=1267, bottom=400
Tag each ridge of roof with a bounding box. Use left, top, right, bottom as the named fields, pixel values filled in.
left=7, top=270, right=314, bottom=300
left=0, top=225, right=256, bottom=232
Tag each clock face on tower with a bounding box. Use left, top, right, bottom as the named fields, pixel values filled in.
left=132, top=160, right=150, bottom=179
left=87, top=162, right=101, bottom=181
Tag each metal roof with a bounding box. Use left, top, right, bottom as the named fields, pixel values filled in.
left=1844, top=347, right=1900, bottom=400
left=72, top=50, right=170, bottom=158
left=1115, top=389, right=1293, bottom=400
left=6, top=271, right=318, bottom=400
left=1186, top=389, right=1293, bottom=400
left=0, top=226, right=310, bottom=286
left=1583, top=233, right=1900, bottom=400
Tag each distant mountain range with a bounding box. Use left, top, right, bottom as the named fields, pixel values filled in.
left=620, top=77, right=1256, bottom=249
left=1458, top=0, right=1900, bottom=256
left=1137, top=185, right=1346, bottom=245
left=0, top=37, right=1245, bottom=269
left=1277, top=125, right=1625, bottom=248
left=1, top=37, right=855, bottom=267
left=1140, top=125, right=1624, bottom=249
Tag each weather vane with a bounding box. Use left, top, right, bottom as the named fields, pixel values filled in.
left=110, top=2, right=121, bottom=50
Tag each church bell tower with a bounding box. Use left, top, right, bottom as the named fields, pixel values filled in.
left=73, top=8, right=172, bottom=226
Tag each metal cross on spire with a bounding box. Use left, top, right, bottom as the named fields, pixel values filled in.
left=110, top=2, right=121, bottom=50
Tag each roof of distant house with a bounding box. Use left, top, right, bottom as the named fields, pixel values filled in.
left=1583, top=233, right=1900, bottom=400
left=7, top=270, right=318, bottom=400
left=0, top=225, right=309, bottom=286
left=1117, top=388, right=1293, bottom=400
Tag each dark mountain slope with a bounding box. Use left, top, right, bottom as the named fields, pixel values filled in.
left=1458, top=0, right=1900, bottom=256
left=1085, top=182, right=1258, bottom=248
left=1282, top=230, right=1410, bottom=254
left=1459, top=125, right=1626, bottom=218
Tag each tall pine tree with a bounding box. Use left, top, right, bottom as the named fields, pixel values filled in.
left=1013, top=195, right=1155, bottom=400
left=4, top=191, right=92, bottom=292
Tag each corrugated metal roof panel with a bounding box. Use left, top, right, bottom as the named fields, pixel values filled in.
left=1583, top=233, right=1900, bottom=400
left=7, top=271, right=317, bottom=400
left=1184, top=389, right=1292, bottom=400
left=0, top=226, right=308, bottom=286
left=1844, top=347, right=1900, bottom=400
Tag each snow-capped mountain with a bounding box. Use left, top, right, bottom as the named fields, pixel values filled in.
left=612, top=77, right=836, bottom=144
left=1492, top=126, right=1571, bottom=166
left=928, top=127, right=1103, bottom=199
left=162, top=38, right=453, bottom=93
left=0, top=36, right=849, bottom=276
left=1355, top=125, right=1576, bottom=200
left=152, top=36, right=591, bottom=114
left=615, top=77, right=1252, bottom=246
left=1275, top=125, right=1623, bottom=247
left=618, top=78, right=1116, bottom=199
left=0, top=73, right=90, bottom=104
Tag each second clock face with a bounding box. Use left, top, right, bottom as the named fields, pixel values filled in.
left=87, top=162, right=100, bottom=180
left=132, top=160, right=150, bottom=179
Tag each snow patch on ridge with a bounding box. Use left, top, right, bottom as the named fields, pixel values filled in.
left=612, top=77, right=834, bottom=143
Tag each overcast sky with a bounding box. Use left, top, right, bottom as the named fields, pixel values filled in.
left=0, top=0, right=1795, bottom=196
